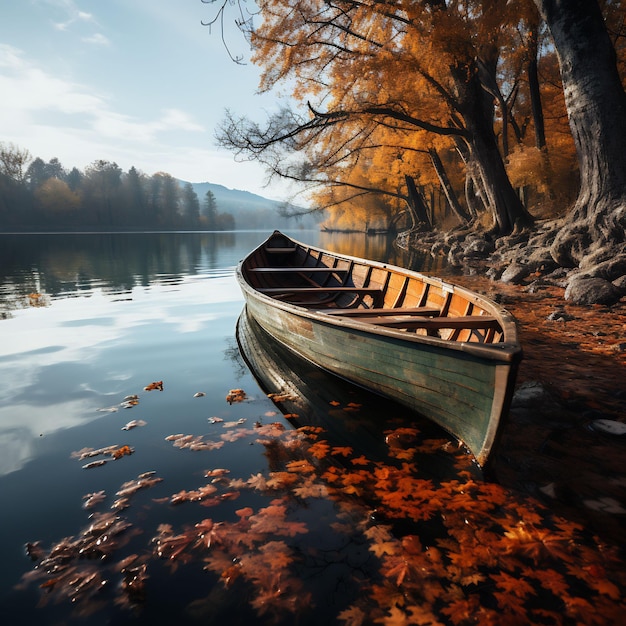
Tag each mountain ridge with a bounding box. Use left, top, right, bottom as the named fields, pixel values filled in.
left=179, top=180, right=319, bottom=229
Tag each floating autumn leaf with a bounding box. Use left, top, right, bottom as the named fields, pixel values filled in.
left=121, top=419, right=146, bottom=431
left=222, top=418, right=247, bottom=428
left=285, top=459, right=316, bottom=474
left=308, top=440, right=330, bottom=459
left=226, top=388, right=247, bottom=404
left=166, top=433, right=225, bottom=452
left=170, top=484, right=218, bottom=506
left=82, top=491, right=106, bottom=510
left=144, top=381, right=163, bottom=391
left=332, top=446, right=353, bottom=457
left=267, top=391, right=298, bottom=402
left=72, top=444, right=120, bottom=460
left=82, top=459, right=108, bottom=469
left=193, top=392, right=206, bottom=398
left=293, top=478, right=329, bottom=499
left=204, top=468, right=230, bottom=478
left=115, top=472, right=163, bottom=498
left=111, top=445, right=134, bottom=460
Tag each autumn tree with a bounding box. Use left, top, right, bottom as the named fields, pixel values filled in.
left=34, top=178, right=81, bottom=217
left=213, top=0, right=536, bottom=235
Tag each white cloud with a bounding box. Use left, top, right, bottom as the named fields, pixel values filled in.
left=82, top=33, right=110, bottom=46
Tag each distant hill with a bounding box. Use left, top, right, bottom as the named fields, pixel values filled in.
left=179, top=180, right=321, bottom=230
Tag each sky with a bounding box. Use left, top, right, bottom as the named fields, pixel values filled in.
left=0, top=0, right=292, bottom=199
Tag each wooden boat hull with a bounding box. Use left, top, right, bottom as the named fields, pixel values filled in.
left=237, top=232, right=521, bottom=468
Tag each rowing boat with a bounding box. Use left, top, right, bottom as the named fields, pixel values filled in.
left=236, top=231, right=522, bottom=468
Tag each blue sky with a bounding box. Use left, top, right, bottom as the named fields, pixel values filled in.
left=0, top=0, right=291, bottom=198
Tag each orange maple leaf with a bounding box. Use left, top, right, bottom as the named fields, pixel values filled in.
left=338, top=605, right=367, bottom=626
left=350, top=455, right=370, bottom=466
left=308, top=440, right=331, bottom=459
left=332, top=445, right=353, bottom=457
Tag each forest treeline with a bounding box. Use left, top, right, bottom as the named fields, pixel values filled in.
left=0, top=147, right=234, bottom=232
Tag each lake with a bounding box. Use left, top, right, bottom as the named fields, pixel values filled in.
left=0, top=231, right=622, bottom=625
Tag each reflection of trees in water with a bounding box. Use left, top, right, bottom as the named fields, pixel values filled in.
left=0, top=233, right=238, bottom=310
left=223, top=337, right=249, bottom=380
left=318, top=231, right=449, bottom=275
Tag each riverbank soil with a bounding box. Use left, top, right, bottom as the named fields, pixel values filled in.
left=456, top=274, right=625, bottom=547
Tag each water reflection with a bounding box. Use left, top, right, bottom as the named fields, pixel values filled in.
left=236, top=308, right=467, bottom=480
left=0, top=232, right=243, bottom=312
left=317, top=231, right=450, bottom=273
left=0, top=232, right=276, bottom=476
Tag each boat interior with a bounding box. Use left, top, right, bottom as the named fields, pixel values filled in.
left=243, top=233, right=507, bottom=345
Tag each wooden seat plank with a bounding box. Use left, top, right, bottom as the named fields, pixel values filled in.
left=349, top=315, right=500, bottom=330
left=258, top=286, right=384, bottom=306
left=322, top=306, right=439, bottom=317
left=249, top=267, right=349, bottom=273
left=264, top=247, right=298, bottom=254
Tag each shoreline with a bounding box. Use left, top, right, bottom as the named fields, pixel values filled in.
left=454, top=273, right=625, bottom=547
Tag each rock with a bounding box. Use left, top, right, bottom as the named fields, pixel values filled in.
left=546, top=308, right=575, bottom=322
left=500, top=262, right=531, bottom=284
left=511, top=381, right=549, bottom=408
left=463, top=235, right=495, bottom=257
left=612, top=274, right=626, bottom=292
left=564, top=276, right=623, bottom=305
left=589, top=419, right=626, bottom=436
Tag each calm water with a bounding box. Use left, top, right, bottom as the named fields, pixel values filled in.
left=0, top=231, right=455, bottom=625
left=1, top=232, right=623, bottom=625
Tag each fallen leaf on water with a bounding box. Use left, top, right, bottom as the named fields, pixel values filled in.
left=208, top=417, right=224, bottom=424
left=193, top=392, right=206, bottom=398
left=121, top=419, right=147, bottom=431
left=112, top=445, right=134, bottom=460
left=223, top=418, right=247, bottom=428
left=82, top=491, right=106, bottom=509
left=268, top=391, right=298, bottom=402
left=73, top=445, right=119, bottom=460
left=226, top=388, right=247, bottom=404
left=144, top=381, right=164, bottom=391
left=82, top=460, right=108, bottom=469
left=205, top=468, right=230, bottom=478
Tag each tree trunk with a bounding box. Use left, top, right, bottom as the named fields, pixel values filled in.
left=526, top=25, right=546, bottom=150
left=536, top=0, right=626, bottom=266
left=405, top=174, right=432, bottom=230
left=428, top=148, right=471, bottom=224
left=453, top=61, right=534, bottom=235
